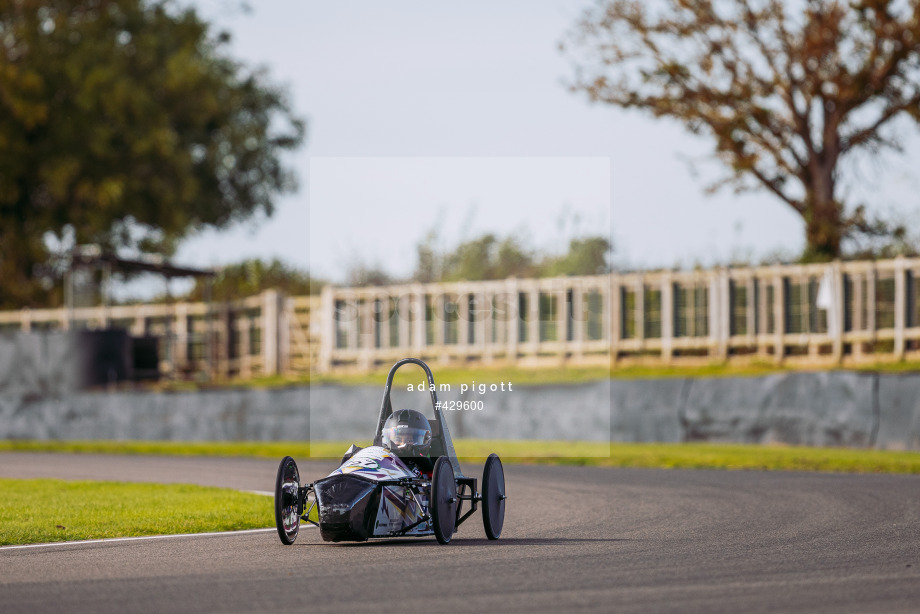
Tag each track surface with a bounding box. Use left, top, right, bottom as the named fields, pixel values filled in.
left=1, top=453, right=919, bottom=613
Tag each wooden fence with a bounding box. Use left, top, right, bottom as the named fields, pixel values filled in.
left=317, top=257, right=920, bottom=371
left=0, top=290, right=321, bottom=380
left=2, top=257, right=920, bottom=377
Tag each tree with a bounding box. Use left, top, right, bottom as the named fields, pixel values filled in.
left=184, top=258, right=321, bottom=302
left=411, top=227, right=609, bottom=283
left=441, top=234, right=538, bottom=281
left=0, top=0, right=304, bottom=308
left=542, top=237, right=612, bottom=276
left=346, top=264, right=393, bottom=287
left=564, top=0, right=920, bottom=260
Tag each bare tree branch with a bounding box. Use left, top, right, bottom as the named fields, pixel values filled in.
left=564, top=0, right=920, bottom=259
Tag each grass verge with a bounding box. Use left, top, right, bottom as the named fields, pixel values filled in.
left=147, top=358, right=920, bottom=393
left=0, top=478, right=270, bottom=547
left=2, top=439, right=920, bottom=474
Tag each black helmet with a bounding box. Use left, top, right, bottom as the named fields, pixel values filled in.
left=382, top=409, right=432, bottom=457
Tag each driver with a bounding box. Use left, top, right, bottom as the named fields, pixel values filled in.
left=381, top=409, right=432, bottom=475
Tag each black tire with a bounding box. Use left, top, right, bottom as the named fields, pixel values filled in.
left=482, top=453, right=505, bottom=540
left=430, top=456, right=457, bottom=544
left=274, top=456, right=301, bottom=545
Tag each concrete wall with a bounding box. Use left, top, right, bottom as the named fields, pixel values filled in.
left=0, top=331, right=79, bottom=398
left=2, top=332, right=919, bottom=448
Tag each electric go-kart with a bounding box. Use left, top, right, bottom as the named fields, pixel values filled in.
left=273, top=357, right=506, bottom=545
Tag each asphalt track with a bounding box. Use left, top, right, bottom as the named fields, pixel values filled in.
left=1, top=453, right=919, bottom=613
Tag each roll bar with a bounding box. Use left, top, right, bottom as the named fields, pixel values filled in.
left=373, top=358, right=463, bottom=478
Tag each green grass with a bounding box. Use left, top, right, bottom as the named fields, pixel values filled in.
left=227, top=364, right=614, bottom=388
left=0, top=478, right=271, bottom=546
left=144, top=358, right=920, bottom=393
left=3, top=439, right=920, bottom=474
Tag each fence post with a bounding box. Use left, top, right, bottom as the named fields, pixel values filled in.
left=635, top=275, right=645, bottom=350
left=261, top=289, right=281, bottom=376
left=458, top=287, right=470, bottom=353
left=707, top=273, right=719, bottom=358
left=773, top=271, right=784, bottom=363
left=852, top=268, right=864, bottom=360
left=217, top=302, right=231, bottom=378
left=506, top=278, right=519, bottom=362
left=866, top=264, right=877, bottom=347
left=434, top=290, right=445, bottom=349
left=719, top=268, right=731, bottom=359
left=412, top=285, right=425, bottom=355
left=661, top=274, right=673, bottom=363
left=895, top=256, right=906, bottom=359
left=556, top=282, right=567, bottom=361
left=528, top=285, right=540, bottom=353
left=610, top=273, right=620, bottom=364
left=480, top=289, right=493, bottom=364
left=572, top=280, right=585, bottom=361
left=175, top=302, right=189, bottom=375
left=832, top=261, right=844, bottom=362
left=397, top=292, right=410, bottom=352
left=240, top=311, right=252, bottom=378
left=319, top=286, right=334, bottom=373
left=359, top=294, right=374, bottom=370
left=279, top=296, right=291, bottom=374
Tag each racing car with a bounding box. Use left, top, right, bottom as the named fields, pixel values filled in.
left=273, top=357, right=506, bottom=545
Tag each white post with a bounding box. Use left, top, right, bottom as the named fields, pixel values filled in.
left=278, top=296, right=291, bottom=375
left=261, top=289, right=280, bottom=376
left=359, top=296, right=374, bottom=370
left=458, top=289, right=470, bottom=353
left=506, top=279, right=519, bottom=362
left=746, top=276, right=756, bottom=344
left=528, top=287, right=540, bottom=354
left=853, top=271, right=865, bottom=360
left=720, top=269, right=731, bottom=359
left=866, top=265, right=877, bottom=343
left=412, top=286, right=425, bottom=354
left=175, top=302, right=189, bottom=374
left=773, top=272, right=784, bottom=363
left=475, top=289, right=489, bottom=362
left=572, top=282, right=586, bottom=360
left=895, top=257, right=906, bottom=359
left=556, top=284, right=567, bottom=357
left=610, top=274, right=620, bottom=364
left=434, top=291, right=445, bottom=348
left=319, top=286, right=334, bottom=373
left=661, top=274, right=673, bottom=362
left=635, top=275, right=645, bottom=348
left=398, top=293, right=410, bottom=353
left=832, top=262, right=845, bottom=362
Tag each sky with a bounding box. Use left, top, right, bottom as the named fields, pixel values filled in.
left=171, top=0, right=920, bottom=284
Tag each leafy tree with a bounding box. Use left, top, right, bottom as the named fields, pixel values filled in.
left=414, top=229, right=441, bottom=283
left=0, top=0, right=304, bottom=308
left=184, top=258, right=321, bottom=301
left=564, top=0, right=920, bottom=261
left=411, top=229, right=609, bottom=283
left=543, top=236, right=612, bottom=276
left=345, top=264, right=393, bottom=287
left=494, top=235, right=537, bottom=278
left=441, top=234, right=537, bottom=281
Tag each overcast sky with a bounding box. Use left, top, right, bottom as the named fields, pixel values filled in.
left=173, top=0, right=920, bottom=283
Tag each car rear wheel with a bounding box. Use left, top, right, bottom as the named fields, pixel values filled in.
left=482, top=453, right=505, bottom=540
left=430, top=456, right=457, bottom=544
left=274, top=456, right=301, bottom=545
